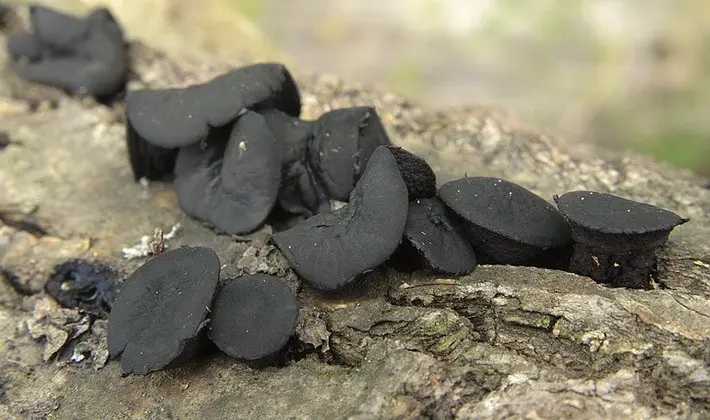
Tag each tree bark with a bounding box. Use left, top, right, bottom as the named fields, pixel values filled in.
left=0, top=21, right=709, bottom=420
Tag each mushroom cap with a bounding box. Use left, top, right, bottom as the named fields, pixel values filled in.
left=7, top=32, right=43, bottom=61
left=555, top=191, right=688, bottom=252
left=107, top=246, right=220, bottom=375
left=8, top=6, right=127, bottom=97
left=439, top=177, right=572, bottom=248
left=555, top=191, right=688, bottom=235
left=404, top=197, right=477, bottom=275
left=28, top=5, right=87, bottom=49
left=438, top=177, right=572, bottom=264
left=273, top=146, right=408, bottom=291
left=386, top=146, right=437, bottom=199
left=174, top=110, right=282, bottom=234
left=309, top=107, right=391, bottom=201
left=125, top=63, right=301, bottom=149
left=208, top=274, right=298, bottom=361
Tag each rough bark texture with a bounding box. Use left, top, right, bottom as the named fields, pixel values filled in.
left=1, top=10, right=710, bottom=420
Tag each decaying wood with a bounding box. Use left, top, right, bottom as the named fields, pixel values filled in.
left=0, top=21, right=709, bottom=420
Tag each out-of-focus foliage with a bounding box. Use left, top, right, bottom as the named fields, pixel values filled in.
left=14, top=0, right=710, bottom=175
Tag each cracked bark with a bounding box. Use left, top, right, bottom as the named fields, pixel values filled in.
left=1, top=14, right=709, bottom=419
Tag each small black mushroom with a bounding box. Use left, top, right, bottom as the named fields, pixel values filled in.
left=125, top=63, right=301, bottom=150
left=45, top=260, right=117, bottom=318
left=208, top=274, right=298, bottom=363
left=7, top=6, right=127, bottom=98
left=554, top=191, right=689, bottom=289
left=173, top=110, right=282, bottom=235
left=308, top=107, right=391, bottom=202
left=386, top=146, right=437, bottom=199
left=273, top=146, right=408, bottom=292
left=438, top=177, right=572, bottom=265
left=402, top=197, right=477, bottom=275
left=264, top=106, right=392, bottom=217
left=107, top=246, right=220, bottom=375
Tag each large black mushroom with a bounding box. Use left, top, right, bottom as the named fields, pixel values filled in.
left=273, top=146, right=408, bottom=292
left=6, top=5, right=127, bottom=99
left=107, top=246, right=220, bottom=375
left=438, top=177, right=572, bottom=265
left=554, top=191, right=689, bottom=289
left=209, top=274, right=298, bottom=363
left=125, top=62, right=301, bottom=181
left=174, top=110, right=283, bottom=234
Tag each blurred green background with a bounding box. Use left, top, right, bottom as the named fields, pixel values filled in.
left=14, top=0, right=710, bottom=175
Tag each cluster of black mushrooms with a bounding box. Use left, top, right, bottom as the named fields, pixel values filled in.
left=6, top=5, right=127, bottom=100
left=4, top=6, right=691, bottom=376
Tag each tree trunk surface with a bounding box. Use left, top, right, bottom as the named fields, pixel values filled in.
left=1, top=11, right=709, bottom=420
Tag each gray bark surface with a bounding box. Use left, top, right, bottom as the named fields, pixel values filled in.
left=1, top=23, right=709, bottom=420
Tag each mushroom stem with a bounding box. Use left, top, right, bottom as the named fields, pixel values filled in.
left=569, top=243, right=659, bottom=290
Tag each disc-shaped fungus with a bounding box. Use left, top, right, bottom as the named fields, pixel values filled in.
left=107, top=246, right=220, bottom=375
left=208, top=274, right=298, bottom=362
left=554, top=191, right=689, bottom=289
left=438, top=177, right=572, bottom=265
left=308, top=107, right=391, bottom=201
left=386, top=146, right=437, bottom=199
left=7, top=6, right=127, bottom=98
left=125, top=63, right=301, bottom=150
left=174, top=110, right=283, bottom=234
left=273, top=146, right=408, bottom=292
left=403, top=197, right=477, bottom=275
left=124, top=63, right=300, bottom=181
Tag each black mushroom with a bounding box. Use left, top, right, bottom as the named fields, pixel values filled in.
left=400, top=197, right=477, bottom=275
left=554, top=191, right=689, bottom=289
left=273, top=146, right=408, bottom=292
left=208, top=274, right=298, bottom=363
left=386, top=146, right=437, bottom=199
left=7, top=5, right=127, bottom=98
left=174, top=110, right=283, bottom=234
left=438, top=177, right=572, bottom=265
left=280, top=106, right=392, bottom=216
left=124, top=62, right=301, bottom=181
left=107, top=246, right=220, bottom=375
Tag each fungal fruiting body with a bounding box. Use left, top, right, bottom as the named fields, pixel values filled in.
left=438, top=177, right=572, bottom=265
left=125, top=63, right=393, bottom=234
left=7, top=6, right=127, bottom=98
left=273, top=146, right=408, bottom=292
left=125, top=63, right=301, bottom=182
left=174, top=110, right=283, bottom=234
left=401, top=197, right=477, bottom=275
left=555, top=191, right=689, bottom=289
left=386, top=146, right=437, bottom=199
left=125, top=63, right=301, bottom=150
left=208, top=274, right=298, bottom=362
left=107, top=246, right=220, bottom=375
